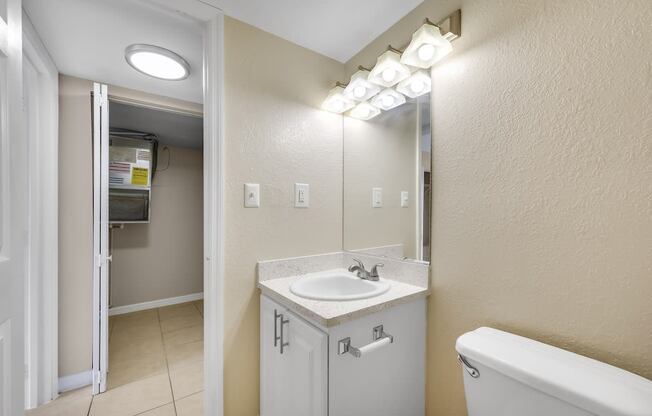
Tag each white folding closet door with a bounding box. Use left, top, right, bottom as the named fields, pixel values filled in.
left=92, top=83, right=110, bottom=394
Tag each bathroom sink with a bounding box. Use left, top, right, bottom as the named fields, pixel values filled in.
left=289, top=269, right=390, bottom=301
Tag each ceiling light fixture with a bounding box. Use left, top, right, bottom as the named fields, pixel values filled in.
left=396, top=70, right=432, bottom=98
left=370, top=88, right=406, bottom=111
left=367, top=47, right=411, bottom=87
left=125, top=44, right=190, bottom=81
left=400, top=19, right=453, bottom=68
left=343, top=66, right=381, bottom=101
left=348, top=101, right=381, bottom=120
left=322, top=83, right=356, bottom=114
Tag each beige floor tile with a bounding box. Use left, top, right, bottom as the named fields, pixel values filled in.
left=162, top=324, right=203, bottom=347
left=175, top=392, right=203, bottom=416
left=165, top=340, right=203, bottom=370
left=110, top=336, right=165, bottom=364
left=110, top=322, right=162, bottom=344
left=193, top=300, right=203, bottom=316
left=169, top=359, right=203, bottom=400
left=27, top=387, right=92, bottom=416
left=136, top=403, right=176, bottom=415
left=160, top=314, right=202, bottom=333
left=158, top=303, right=200, bottom=321
left=111, top=309, right=159, bottom=329
left=89, top=373, right=172, bottom=416
left=108, top=350, right=167, bottom=389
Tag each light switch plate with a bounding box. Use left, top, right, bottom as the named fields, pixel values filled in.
left=244, top=183, right=260, bottom=208
left=401, top=191, right=409, bottom=207
left=294, top=183, right=309, bottom=208
left=372, top=187, right=383, bottom=208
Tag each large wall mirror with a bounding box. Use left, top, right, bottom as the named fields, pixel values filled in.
left=343, top=93, right=431, bottom=263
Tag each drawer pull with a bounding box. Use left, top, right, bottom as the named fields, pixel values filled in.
left=338, top=325, right=394, bottom=358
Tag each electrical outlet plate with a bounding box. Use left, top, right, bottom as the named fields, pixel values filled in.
left=244, top=183, right=260, bottom=207
left=295, top=183, right=309, bottom=208
left=372, top=187, right=383, bottom=208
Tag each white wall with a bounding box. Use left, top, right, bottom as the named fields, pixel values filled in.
left=110, top=146, right=203, bottom=307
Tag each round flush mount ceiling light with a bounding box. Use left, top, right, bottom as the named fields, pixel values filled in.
left=125, top=44, right=190, bottom=81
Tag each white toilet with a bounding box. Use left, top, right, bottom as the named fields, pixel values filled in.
left=456, top=327, right=652, bottom=416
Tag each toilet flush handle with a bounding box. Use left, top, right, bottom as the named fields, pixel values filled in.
left=457, top=354, right=480, bottom=378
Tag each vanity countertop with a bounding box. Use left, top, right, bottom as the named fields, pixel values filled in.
left=258, top=265, right=429, bottom=327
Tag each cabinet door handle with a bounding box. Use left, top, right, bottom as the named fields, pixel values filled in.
left=279, top=315, right=290, bottom=354
left=273, top=309, right=281, bottom=347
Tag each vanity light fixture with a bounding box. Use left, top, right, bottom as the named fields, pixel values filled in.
left=125, top=44, right=190, bottom=81
left=348, top=101, right=381, bottom=120
left=367, top=47, right=411, bottom=88
left=322, top=82, right=356, bottom=114
left=396, top=70, right=432, bottom=98
left=343, top=66, right=381, bottom=101
left=400, top=19, right=453, bottom=68
left=370, top=88, right=406, bottom=111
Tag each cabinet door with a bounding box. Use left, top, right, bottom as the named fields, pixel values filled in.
left=260, top=296, right=328, bottom=416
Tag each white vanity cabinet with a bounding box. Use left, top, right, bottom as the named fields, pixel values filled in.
left=260, top=294, right=426, bottom=416
left=260, top=295, right=328, bottom=416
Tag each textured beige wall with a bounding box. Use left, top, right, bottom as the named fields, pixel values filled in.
left=348, top=0, right=652, bottom=414
left=223, top=16, right=344, bottom=415
left=58, top=75, right=94, bottom=376
left=343, top=103, right=418, bottom=257
left=58, top=75, right=204, bottom=377
left=111, top=146, right=203, bottom=307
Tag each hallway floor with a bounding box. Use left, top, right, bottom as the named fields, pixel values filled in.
left=28, top=300, right=204, bottom=416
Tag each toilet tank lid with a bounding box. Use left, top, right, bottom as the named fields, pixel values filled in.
left=456, top=327, right=652, bottom=416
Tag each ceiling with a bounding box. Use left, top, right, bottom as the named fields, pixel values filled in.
left=24, top=0, right=204, bottom=103
left=24, top=0, right=424, bottom=104
left=212, top=0, right=424, bottom=63
left=109, top=101, right=203, bottom=149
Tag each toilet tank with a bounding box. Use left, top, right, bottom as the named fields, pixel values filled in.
left=456, top=327, right=652, bottom=416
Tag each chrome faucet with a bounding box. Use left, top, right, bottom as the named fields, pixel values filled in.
left=348, top=258, right=384, bottom=281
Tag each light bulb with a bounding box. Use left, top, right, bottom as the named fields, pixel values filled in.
left=417, top=44, right=436, bottom=61
left=382, top=68, right=396, bottom=83
left=353, top=86, right=366, bottom=98
left=410, top=79, right=425, bottom=94
left=381, top=95, right=395, bottom=107
left=332, top=100, right=344, bottom=112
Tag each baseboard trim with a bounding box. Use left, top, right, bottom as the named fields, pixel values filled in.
left=59, top=371, right=92, bottom=393
left=109, top=292, right=204, bottom=316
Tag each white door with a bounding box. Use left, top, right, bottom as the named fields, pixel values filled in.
left=92, top=83, right=109, bottom=394
left=260, top=296, right=327, bottom=416
left=0, top=1, right=26, bottom=415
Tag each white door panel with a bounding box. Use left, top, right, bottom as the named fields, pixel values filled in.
left=0, top=0, right=26, bottom=415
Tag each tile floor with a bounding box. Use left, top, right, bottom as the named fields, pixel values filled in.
left=28, top=300, right=204, bottom=416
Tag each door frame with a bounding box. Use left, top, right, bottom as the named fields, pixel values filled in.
left=22, top=10, right=59, bottom=409
left=88, top=1, right=225, bottom=414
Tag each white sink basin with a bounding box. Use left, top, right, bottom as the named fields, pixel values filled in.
left=289, top=269, right=390, bottom=301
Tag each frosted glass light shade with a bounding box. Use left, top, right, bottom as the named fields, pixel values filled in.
left=400, top=24, right=452, bottom=68
left=370, top=88, right=406, bottom=111
left=368, top=50, right=411, bottom=87
left=348, top=101, right=381, bottom=120
left=396, top=70, right=432, bottom=98
left=125, top=44, right=190, bottom=80
left=322, top=85, right=355, bottom=114
left=343, top=69, right=381, bottom=101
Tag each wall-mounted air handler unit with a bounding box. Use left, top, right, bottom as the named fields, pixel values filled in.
left=108, top=132, right=158, bottom=223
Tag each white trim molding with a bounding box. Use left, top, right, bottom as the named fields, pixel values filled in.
left=58, top=371, right=92, bottom=394
left=22, top=10, right=60, bottom=409
left=108, top=293, right=204, bottom=316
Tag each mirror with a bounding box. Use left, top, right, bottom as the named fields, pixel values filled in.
left=343, top=93, right=431, bottom=263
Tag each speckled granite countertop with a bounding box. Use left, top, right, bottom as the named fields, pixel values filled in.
left=257, top=252, right=430, bottom=327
